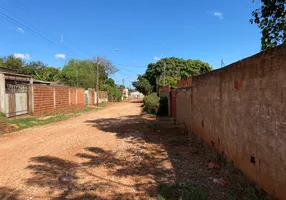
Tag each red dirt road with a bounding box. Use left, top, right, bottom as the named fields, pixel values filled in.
left=0, top=102, right=268, bottom=200
left=1, top=102, right=164, bottom=199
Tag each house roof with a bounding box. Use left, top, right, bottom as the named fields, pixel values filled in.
left=0, top=67, right=18, bottom=73
left=1, top=72, right=51, bottom=85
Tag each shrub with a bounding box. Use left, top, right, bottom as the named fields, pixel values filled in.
left=143, top=93, right=160, bottom=114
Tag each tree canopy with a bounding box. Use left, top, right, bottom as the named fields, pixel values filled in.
left=0, top=55, right=23, bottom=70
left=251, top=0, right=286, bottom=50
left=132, top=57, right=212, bottom=92
left=60, top=57, right=117, bottom=90
left=0, top=55, right=60, bottom=82
left=132, top=75, right=153, bottom=95
left=0, top=54, right=124, bottom=102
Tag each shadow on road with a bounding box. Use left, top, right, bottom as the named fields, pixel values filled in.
left=0, top=112, right=268, bottom=199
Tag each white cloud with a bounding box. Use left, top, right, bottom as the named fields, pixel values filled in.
left=17, top=27, right=24, bottom=33
left=13, top=53, right=31, bottom=59
left=213, top=11, right=223, bottom=19
left=55, top=53, right=66, bottom=59
left=154, top=56, right=161, bottom=61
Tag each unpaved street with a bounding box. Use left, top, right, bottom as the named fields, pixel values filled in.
left=0, top=102, right=153, bottom=199
left=0, top=102, right=266, bottom=200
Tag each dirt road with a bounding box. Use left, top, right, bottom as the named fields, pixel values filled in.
left=0, top=102, right=149, bottom=199
left=0, top=102, right=268, bottom=200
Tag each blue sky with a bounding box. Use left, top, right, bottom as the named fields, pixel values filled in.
left=0, top=0, right=262, bottom=86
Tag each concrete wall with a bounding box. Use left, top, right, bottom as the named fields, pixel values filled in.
left=176, top=88, right=192, bottom=128
left=0, top=74, right=5, bottom=114
left=33, top=85, right=85, bottom=115
left=85, top=90, right=108, bottom=105
left=97, top=91, right=108, bottom=103
left=176, top=44, right=286, bottom=199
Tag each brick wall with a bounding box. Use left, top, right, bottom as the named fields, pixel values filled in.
left=55, top=87, right=69, bottom=108
left=70, top=88, right=77, bottom=105
left=77, top=88, right=85, bottom=106
left=176, top=44, right=286, bottom=199
left=89, top=89, right=95, bottom=105
left=33, top=86, right=85, bottom=115
left=33, top=86, right=54, bottom=115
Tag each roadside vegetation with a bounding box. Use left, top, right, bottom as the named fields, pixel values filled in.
left=0, top=104, right=107, bottom=134
left=132, top=58, right=213, bottom=96
left=0, top=56, right=128, bottom=102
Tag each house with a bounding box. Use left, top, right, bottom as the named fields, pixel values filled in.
left=0, top=69, right=51, bottom=117
left=130, top=91, right=144, bottom=99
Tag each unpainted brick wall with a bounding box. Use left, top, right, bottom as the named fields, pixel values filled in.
left=33, top=86, right=54, bottom=115
left=89, top=89, right=95, bottom=105
left=70, top=88, right=77, bottom=105
left=176, top=44, right=286, bottom=199
left=33, top=86, right=85, bottom=115
left=77, top=89, right=85, bottom=106
left=55, top=87, right=69, bottom=108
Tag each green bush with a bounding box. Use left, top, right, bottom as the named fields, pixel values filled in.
left=143, top=93, right=160, bottom=114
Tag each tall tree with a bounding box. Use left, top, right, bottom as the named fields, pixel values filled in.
left=1, top=55, right=23, bottom=70
left=251, top=0, right=286, bottom=50
left=60, top=57, right=117, bottom=89
left=20, top=61, right=60, bottom=82
left=140, top=57, right=212, bottom=91
left=132, top=75, right=153, bottom=95
left=60, top=59, right=95, bottom=88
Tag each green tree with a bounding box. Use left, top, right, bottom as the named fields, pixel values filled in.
left=182, top=59, right=212, bottom=78
left=140, top=57, right=212, bottom=91
left=1, top=55, right=23, bottom=70
left=60, top=57, right=117, bottom=90
left=158, top=76, right=181, bottom=88
left=0, top=57, right=5, bottom=68
left=132, top=75, right=153, bottom=95
left=60, top=59, right=95, bottom=88
left=251, top=0, right=286, bottom=50
left=20, top=61, right=60, bottom=82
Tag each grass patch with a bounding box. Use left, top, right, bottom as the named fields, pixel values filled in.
left=6, top=105, right=106, bottom=131
left=157, top=183, right=208, bottom=200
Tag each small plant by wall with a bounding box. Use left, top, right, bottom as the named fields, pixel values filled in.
left=143, top=93, right=160, bottom=114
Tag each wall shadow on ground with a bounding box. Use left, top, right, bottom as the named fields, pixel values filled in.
left=1, top=113, right=266, bottom=199
left=84, top=114, right=269, bottom=200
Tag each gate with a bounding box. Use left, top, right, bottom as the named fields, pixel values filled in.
left=4, top=83, right=28, bottom=117
left=170, top=90, right=177, bottom=119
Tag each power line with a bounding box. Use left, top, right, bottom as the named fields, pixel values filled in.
left=0, top=5, right=87, bottom=58
left=0, top=5, right=147, bottom=75
left=0, top=8, right=66, bottom=51
left=10, top=2, right=60, bottom=35
left=9, top=3, right=93, bottom=58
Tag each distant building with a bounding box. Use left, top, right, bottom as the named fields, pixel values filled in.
left=122, top=88, right=129, bottom=99
left=130, top=91, right=144, bottom=99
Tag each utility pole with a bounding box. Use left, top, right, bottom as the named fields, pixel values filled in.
left=76, top=67, right=78, bottom=87
left=96, top=57, right=100, bottom=106
left=163, top=62, right=166, bottom=86
left=221, top=59, right=225, bottom=68
left=71, top=60, right=78, bottom=87
left=122, top=78, right=124, bottom=86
